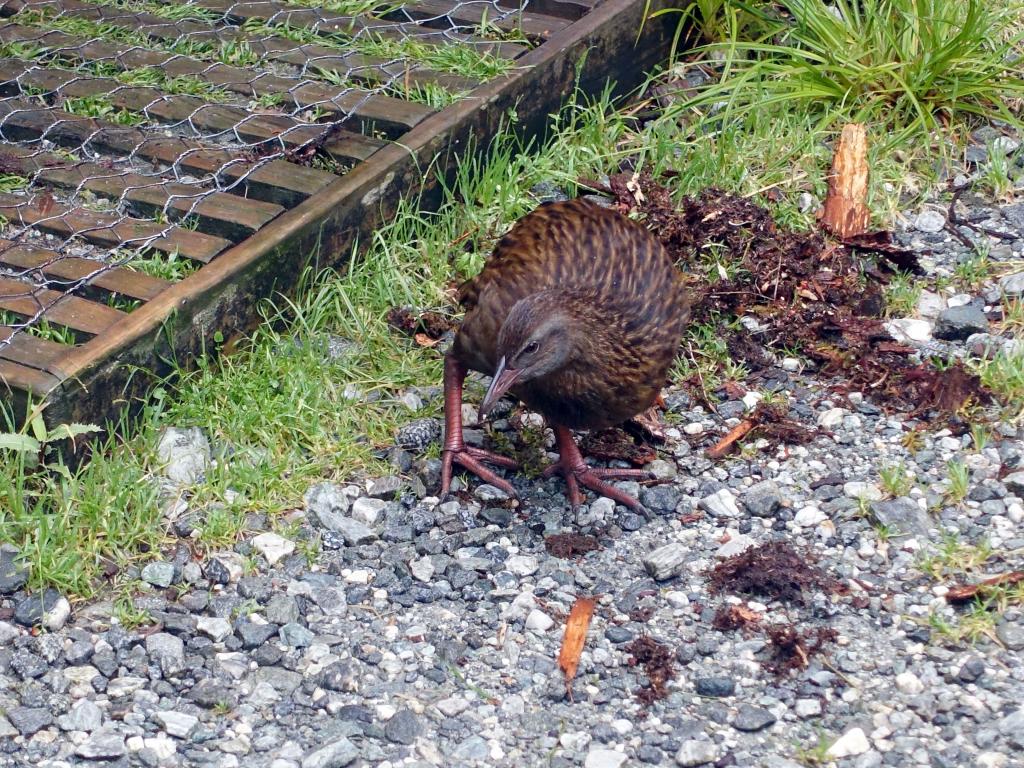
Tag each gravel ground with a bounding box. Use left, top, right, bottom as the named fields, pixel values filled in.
left=1, top=137, right=1023, bottom=768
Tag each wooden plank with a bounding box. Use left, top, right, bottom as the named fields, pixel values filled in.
left=389, top=0, right=570, bottom=40
left=0, top=356, right=61, bottom=396
left=0, top=22, right=454, bottom=126
left=0, top=239, right=169, bottom=301
left=0, top=276, right=125, bottom=335
left=0, top=145, right=285, bottom=241
left=0, top=99, right=333, bottom=207
left=0, top=60, right=388, bottom=164
left=0, top=192, right=231, bottom=262
left=9, top=0, right=681, bottom=441
left=493, top=0, right=593, bottom=19
left=0, top=324, right=70, bottom=369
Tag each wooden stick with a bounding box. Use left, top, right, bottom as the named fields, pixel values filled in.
left=820, top=123, right=870, bottom=239
left=706, top=419, right=755, bottom=459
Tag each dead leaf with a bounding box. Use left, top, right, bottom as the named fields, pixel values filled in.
left=558, top=596, right=596, bottom=696
left=413, top=333, right=439, bottom=347
left=946, top=571, right=1024, bottom=604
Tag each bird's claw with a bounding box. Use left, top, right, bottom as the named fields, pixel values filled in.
left=545, top=461, right=650, bottom=514
left=439, top=444, right=519, bottom=499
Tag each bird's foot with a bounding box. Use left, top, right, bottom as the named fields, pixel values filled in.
left=545, top=424, right=651, bottom=513
left=440, top=443, right=519, bottom=499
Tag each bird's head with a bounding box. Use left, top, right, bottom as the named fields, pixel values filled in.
left=478, top=292, right=576, bottom=420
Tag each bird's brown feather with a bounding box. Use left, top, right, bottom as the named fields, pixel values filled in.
left=453, top=198, right=689, bottom=430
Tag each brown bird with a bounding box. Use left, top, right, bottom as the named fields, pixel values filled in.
left=440, top=197, right=690, bottom=511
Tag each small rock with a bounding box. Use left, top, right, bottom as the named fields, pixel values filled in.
left=683, top=422, right=704, bottom=436
left=934, top=304, right=989, bottom=340
left=367, top=476, right=403, bottom=498
left=14, top=588, right=70, bottom=630
left=643, top=543, right=687, bottom=581
left=351, top=497, right=387, bottom=525
left=794, top=699, right=822, bottom=718
left=817, top=408, right=847, bottom=428
left=505, top=555, right=539, bottom=577
left=58, top=700, right=103, bottom=732
left=999, top=271, right=1024, bottom=296
left=146, top=633, right=185, bottom=677
left=584, top=749, right=628, bottom=768
left=695, top=676, right=735, bottom=697
left=743, top=480, right=786, bottom=517
left=895, top=671, right=924, bottom=694
left=154, top=711, right=198, bottom=739
left=474, top=483, right=510, bottom=502
left=383, top=708, right=420, bottom=745
left=251, top=532, right=295, bottom=565
left=885, top=318, right=932, bottom=343
left=699, top=488, right=740, bottom=518
left=675, top=740, right=718, bottom=767
left=913, top=209, right=946, bottom=233
left=995, top=621, right=1024, bottom=650
left=916, top=290, right=945, bottom=318
left=156, top=427, right=210, bottom=486
left=141, top=561, right=176, bottom=588
left=410, top=557, right=435, bottom=583
left=843, top=482, right=883, bottom=501
left=1002, top=471, right=1024, bottom=495
left=731, top=703, right=776, bottom=732
left=525, top=609, right=554, bottom=632
left=395, top=418, right=442, bottom=452
left=716, top=535, right=755, bottom=558
left=305, top=482, right=351, bottom=519
left=0, top=544, right=29, bottom=593
left=870, top=497, right=933, bottom=539
left=206, top=552, right=245, bottom=584
left=279, top=623, right=314, bottom=647
left=301, top=737, right=359, bottom=768
left=196, top=616, right=233, bottom=643
left=794, top=506, right=827, bottom=527
left=329, top=517, right=378, bottom=546
left=75, top=730, right=127, bottom=760
left=7, top=706, right=52, bottom=736
left=992, top=136, right=1021, bottom=155
left=827, top=728, right=870, bottom=759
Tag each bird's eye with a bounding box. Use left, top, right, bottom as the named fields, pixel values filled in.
left=523, top=340, right=539, bottom=355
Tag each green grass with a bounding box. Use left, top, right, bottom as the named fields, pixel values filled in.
left=658, top=0, right=1024, bottom=149
left=878, top=461, right=914, bottom=496
left=124, top=249, right=200, bottom=282
left=0, top=310, right=78, bottom=345
left=883, top=271, right=923, bottom=317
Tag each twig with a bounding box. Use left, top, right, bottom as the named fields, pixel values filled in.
left=707, top=419, right=756, bottom=459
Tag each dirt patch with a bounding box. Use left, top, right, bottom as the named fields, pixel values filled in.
left=544, top=533, right=601, bottom=559
left=711, top=603, right=763, bottom=632
left=708, top=540, right=837, bottom=605
left=595, top=173, right=992, bottom=418
left=764, top=623, right=838, bottom=675
left=624, top=636, right=676, bottom=706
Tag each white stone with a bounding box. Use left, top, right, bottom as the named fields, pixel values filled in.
left=794, top=506, right=827, bottom=527
left=826, top=727, right=870, bottom=758
left=699, top=488, right=740, bottom=518
left=675, top=739, right=718, bottom=766
left=916, top=290, right=945, bottom=318
left=156, top=427, right=210, bottom=487
left=504, top=555, right=539, bottom=577
left=351, top=497, right=386, bottom=525
left=782, top=357, right=802, bottom=372
left=665, top=591, right=690, bottom=609
left=716, top=535, right=755, bottom=558
left=817, top=408, right=847, bottom=428
left=154, top=711, right=198, bottom=738
left=885, top=318, right=932, bottom=343
left=144, top=734, right=177, bottom=760
left=435, top=697, right=470, bottom=718
left=584, top=749, right=627, bottom=768
left=525, top=609, right=554, bottom=632
left=683, top=422, right=704, bottom=435
left=843, top=482, right=883, bottom=501
left=560, top=731, right=590, bottom=751
left=913, top=209, right=946, bottom=233
left=251, top=532, right=295, bottom=565
left=998, top=271, right=1024, bottom=296
left=794, top=699, right=822, bottom=718
left=409, top=557, right=435, bottom=583
left=196, top=616, right=233, bottom=643
left=895, top=671, right=924, bottom=695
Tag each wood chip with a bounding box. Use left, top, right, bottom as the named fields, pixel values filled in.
left=557, top=596, right=596, bottom=697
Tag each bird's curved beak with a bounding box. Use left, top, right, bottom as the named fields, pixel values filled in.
left=479, top=356, right=521, bottom=421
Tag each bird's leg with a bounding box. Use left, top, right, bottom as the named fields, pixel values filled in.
left=543, top=424, right=651, bottom=512
left=440, top=355, right=520, bottom=497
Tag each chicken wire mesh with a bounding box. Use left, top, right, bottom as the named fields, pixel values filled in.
left=0, top=0, right=564, bottom=367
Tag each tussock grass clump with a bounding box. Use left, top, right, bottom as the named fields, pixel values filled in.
left=661, top=0, right=1024, bottom=145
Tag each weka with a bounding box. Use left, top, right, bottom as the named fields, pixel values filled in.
left=440, top=197, right=690, bottom=511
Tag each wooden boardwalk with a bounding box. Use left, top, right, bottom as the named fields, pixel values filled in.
left=0, top=0, right=675, bottom=430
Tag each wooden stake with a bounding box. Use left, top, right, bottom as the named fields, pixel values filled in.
left=820, top=123, right=870, bottom=239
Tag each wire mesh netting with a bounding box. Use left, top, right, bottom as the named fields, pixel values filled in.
left=0, top=0, right=584, bottom=387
